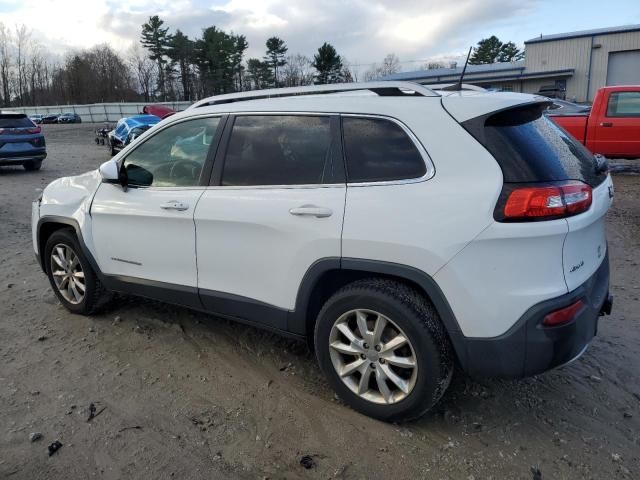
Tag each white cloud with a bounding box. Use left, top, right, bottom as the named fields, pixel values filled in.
left=2, top=0, right=538, bottom=67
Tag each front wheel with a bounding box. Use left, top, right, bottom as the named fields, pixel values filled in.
left=314, top=279, right=453, bottom=422
left=44, top=229, right=111, bottom=315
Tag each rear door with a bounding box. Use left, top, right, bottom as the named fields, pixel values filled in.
left=593, top=90, right=640, bottom=157
left=194, top=114, right=345, bottom=331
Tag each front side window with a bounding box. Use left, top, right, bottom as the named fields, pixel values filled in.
left=221, top=115, right=334, bottom=186
left=607, top=92, right=640, bottom=117
left=342, top=117, right=426, bottom=183
left=123, top=117, right=220, bottom=187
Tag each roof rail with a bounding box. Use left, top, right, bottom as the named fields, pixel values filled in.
left=189, top=81, right=438, bottom=109
left=424, top=83, right=487, bottom=92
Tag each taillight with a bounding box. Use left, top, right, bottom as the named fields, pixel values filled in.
left=27, top=126, right=41, bottom=134
left=542, top=299, right=584, bottom=327
left=496, top=181, right=592, bottom=221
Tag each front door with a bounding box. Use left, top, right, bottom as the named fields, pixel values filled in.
left=91, top=116, right=224, bottom=304
left=194, top=114, right=346, bottom=330
left=594, top=90, right=640, bottom=157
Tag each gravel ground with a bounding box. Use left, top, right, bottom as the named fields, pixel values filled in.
left=1, top=124, right=639, bottom=479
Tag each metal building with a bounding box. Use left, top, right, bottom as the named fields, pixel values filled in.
left=382, top=24, right=640, bottom=103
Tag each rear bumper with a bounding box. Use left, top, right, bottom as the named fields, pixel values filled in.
left=459, top=252, right=611, bottom=378
left=0, top=152, right=47, bottom=165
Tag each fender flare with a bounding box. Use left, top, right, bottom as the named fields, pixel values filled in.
left=291, top=257, right=466, bottom=361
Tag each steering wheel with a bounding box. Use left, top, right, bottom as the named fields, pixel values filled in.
left=168, top=160, right=202, bottom=184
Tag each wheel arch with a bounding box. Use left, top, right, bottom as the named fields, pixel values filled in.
left=36, top=216, right=96, bottom=274
left=291, top=258, right=466, bottom=361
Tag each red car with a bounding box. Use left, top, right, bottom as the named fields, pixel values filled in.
left=549, top=86, right=640, bottom=158
left=142, top=104, right=175, bottom=119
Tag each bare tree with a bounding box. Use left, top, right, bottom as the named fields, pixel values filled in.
left=363, top=53, right=401, bottom=81
left=15, top=25, right=31, bottom=104
left=127, top=44, right=157, bottom=102
left=0, top=23, right=12, bottom=106
left=280, top=54, right=314, bottom=87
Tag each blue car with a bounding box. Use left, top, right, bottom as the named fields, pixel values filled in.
left=108, top=114, right=160, bottom=156
left=0, top=112, right=47, bottom=171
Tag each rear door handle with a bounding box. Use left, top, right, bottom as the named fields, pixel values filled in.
left=160, top=200, right=190, bottom=211
left=600, top=122, right=613, bottom=127
left=289, top=205, right=333, bottom=218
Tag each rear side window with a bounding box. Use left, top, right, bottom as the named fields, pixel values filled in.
left=0, top=115, right=34, bottom=128
left=342, top=117, right=426, bottom=183
left=606, top=92, right=640, bottom=117
left=222, top=115, right=334, bottom=186
left=462, top=103, right=606, bottom=187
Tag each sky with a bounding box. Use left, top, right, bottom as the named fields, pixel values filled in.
left=1, top=0, right=639, bottom=74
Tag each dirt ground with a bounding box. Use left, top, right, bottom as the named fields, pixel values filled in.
left=1, top=124, right=639, bottom=480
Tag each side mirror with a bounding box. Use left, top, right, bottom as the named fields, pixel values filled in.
left=99, top=159, right=127, bottom=191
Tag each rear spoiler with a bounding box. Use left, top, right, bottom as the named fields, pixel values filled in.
left=441, top=92, right=550, bottom=123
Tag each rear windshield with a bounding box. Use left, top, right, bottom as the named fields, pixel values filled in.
left=0, top=115, right=34, bottom=128
left=462, top=103, right=606, bottom=187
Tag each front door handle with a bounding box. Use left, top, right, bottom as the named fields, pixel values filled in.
left=289, top=205, right=333, bottom=218
left=600, top=122, right=613, bottom=127
left=160, top=200, right=189, bottom=211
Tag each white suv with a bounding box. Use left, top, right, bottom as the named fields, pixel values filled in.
left=32, top=82, right=614, bottom=421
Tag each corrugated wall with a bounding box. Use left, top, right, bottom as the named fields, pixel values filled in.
left=525, top=31, right=640, bottom=102
left=525, top=38, right=592, bottom=101
left=589, top=32, right=640, bottom=99
left=11, top=101, right=192, bottom=123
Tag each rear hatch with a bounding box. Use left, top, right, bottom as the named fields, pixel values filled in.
left=442, top=92, right=611, bottom=291
left=0, top=113, right=45, bottom=155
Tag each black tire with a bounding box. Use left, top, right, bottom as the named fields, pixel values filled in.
left=314, top=278, right=454, bottom=422
left=44, top=229, right=112, bottom=315
left=23, top=160, right=42, bottom=171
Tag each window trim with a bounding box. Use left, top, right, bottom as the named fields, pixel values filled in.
left=208, top=112, right=345, bottom=189
left=117, top=113, right=228, bottom=190
left=606, top=91, right=640, bottom=118
left=340, top=113, right=435, bottom=187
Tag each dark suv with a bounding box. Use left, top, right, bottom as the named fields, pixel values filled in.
left=0, top=113, right=47, bottom=171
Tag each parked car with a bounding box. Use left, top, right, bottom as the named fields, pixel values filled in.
left=549, top=85, right=640, bottom=158
left=142, top=104, right=176, bottom=119
left=57, top=112, right=82, bottom=124
left=32, top=82, right=613, bottom=422
left=544, top=98, right=592, bottom=115
left=42, top=113, right=60, bottom=124
left=0, top=112, right=47, bottom=170
left=537, top=84, right=566, bottom=99
left=108, top=114, right=160, bottom=156
left=29, top=114, right=44, bottom=124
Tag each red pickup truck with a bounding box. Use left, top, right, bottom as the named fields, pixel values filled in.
left=549, top=86, right=640, bottom=158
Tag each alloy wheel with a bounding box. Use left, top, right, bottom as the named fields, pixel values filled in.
left=50, top=243, right=86, bottom=305
left=328, top=309, right=418, bottom=404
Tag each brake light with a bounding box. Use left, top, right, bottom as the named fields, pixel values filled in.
left=27, top=126, right=41, bottom=134
left=542, top=299, right=584, bottom=327
left=499, top=181, right=592, bottom=221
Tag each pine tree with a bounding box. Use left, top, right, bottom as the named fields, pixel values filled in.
left=498, top=41, right=524, bottom=62
left=312, top=43, right=343, bottom=84
left=264, top=37, right=287, bottom=87
left=167, top=30, right=195, bottom=101
left=469, top=36, right=503, bottom=65
left=140, top=15, right=171, bottom=99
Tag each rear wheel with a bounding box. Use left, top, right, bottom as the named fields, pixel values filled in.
left=315, top=279, right=453, bottom=422
left=44, top=229, right=111, bottom=315
left=23, top=160, right=42, bottom=171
